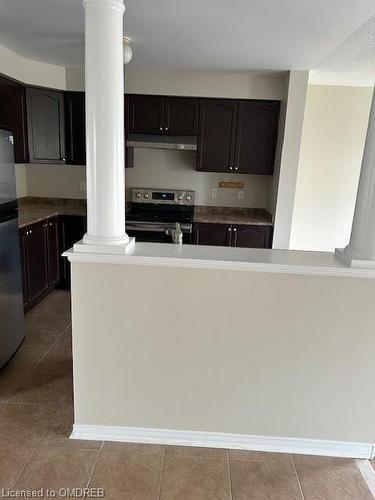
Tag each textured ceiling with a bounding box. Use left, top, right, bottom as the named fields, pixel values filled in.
left=0, top=0, right=374, bottom=81
left=311, top=15, right=375, bottom=86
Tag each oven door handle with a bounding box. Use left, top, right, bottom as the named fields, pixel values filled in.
left=126, top=223, right=192, bottom=232
left=126, top=223, right=167, bottom=233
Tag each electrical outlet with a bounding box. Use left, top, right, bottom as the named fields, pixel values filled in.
left=211, top=188, right=218, bottom=199
left=79, top=180, right=86, bottom=192
left=237, top=190, right=244, bottom=200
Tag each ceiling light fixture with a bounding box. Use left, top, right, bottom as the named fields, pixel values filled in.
left=123, top=36, right=133, bottom=65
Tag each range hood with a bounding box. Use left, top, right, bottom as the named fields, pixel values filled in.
left=126, top=134, right=197, bottom=151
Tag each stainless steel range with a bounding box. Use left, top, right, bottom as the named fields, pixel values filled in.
left=126, top=188, right=195, bottom=244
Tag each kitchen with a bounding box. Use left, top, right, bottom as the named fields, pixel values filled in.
left=2, top=1, right=375, bottom=496
left=0, top=70, right=282, bottom=319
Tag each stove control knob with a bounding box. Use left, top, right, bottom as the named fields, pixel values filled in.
left=185, top=194, right=192, bottom=201
left=135, top=192, right=142, bottom=199
left=143, top=193, right=149, bottom=199
left=177, top=194, right=183, bottom=201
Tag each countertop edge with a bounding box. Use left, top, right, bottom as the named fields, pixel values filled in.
left=64, top=242, right=375, bottom=279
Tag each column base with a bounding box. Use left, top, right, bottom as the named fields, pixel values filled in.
left=335, top=247, right=375, bottom=269
left=74, top=237, right=135, bottom=255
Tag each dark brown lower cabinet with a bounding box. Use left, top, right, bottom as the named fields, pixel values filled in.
left=194, top=223, right=273, bottom=249
left=58, top=215, right=86, bottom=289
left=231, top=224, right=273, bottom=249
left=194, top=223, right=231, bottom=246
left=20, top=216, right=72, bottom=311
left=20, top=221, right=49, bottom=310
left=46, top=218, right=60, bottom=288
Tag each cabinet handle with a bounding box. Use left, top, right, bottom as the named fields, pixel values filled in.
left=234, top=166, right=239, bottom=171
left=29, top=230, right=32, bottom=234
left=233, top=227, right=238, bottom=246
left=229, top=166, right=233, bottom=171
left=165, top=127, right=169, bottom=132
left=159, top=127, right=163, bottom=132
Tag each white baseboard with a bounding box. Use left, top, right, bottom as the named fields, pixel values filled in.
left=71, top=424, right=375, bottom=459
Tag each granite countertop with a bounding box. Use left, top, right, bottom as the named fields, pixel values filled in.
left=193, top=206, right=273, bottom=226
left=18, top=198, right=86, bottom=228
left=18, top=198, right=274, bottom=228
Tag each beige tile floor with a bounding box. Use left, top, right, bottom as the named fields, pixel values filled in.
left=0, top=290, right=374, bottom=499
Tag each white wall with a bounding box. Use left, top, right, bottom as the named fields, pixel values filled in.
left=0, top=44, right=66, bottom=90
left=271, top=70, right=309, bottom=249
left=290, top=85, right=373, bottom=252
left=16, top=164, right=86, bottom=200
left=127, top=149, right=270, bottom=207
left=66, top=66, right=286, bottom=99
left=71, top=261, right=375, bottom=450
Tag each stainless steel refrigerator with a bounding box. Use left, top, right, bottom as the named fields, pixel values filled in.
left=0, top=128, right=24, bottom=369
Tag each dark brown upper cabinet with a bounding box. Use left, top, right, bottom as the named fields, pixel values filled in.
left=128, top=94, right=199, bottom=136
left=26, top=87, right=66, bottom=164
left=197, top=98, right=279, bottom=175
left=128, top=95, right=164, bottom=134
left=164, top=97, right=198, bottom=135
left=235, top=101, right=279, bottom=175
left=65, top=91, right=86, bottom=165
left=0, top=77, right=28, bottom=163
left=197, top=99, right=238, bottom=173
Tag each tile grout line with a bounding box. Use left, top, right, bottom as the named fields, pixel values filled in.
left=227, top=450, right=234, bottom=500
left=290, top=455, right=306, bottom=500
left=85, top=441, right=104, bottom=488
left=34, top=399, right=65, bottom=448
left=21, top=319, right=72, bottom=376
left=157, top=446, right=167, bottom=500
left=356, top=460, right=375, bottom=498
left=11, top=445, right=39, bottom=489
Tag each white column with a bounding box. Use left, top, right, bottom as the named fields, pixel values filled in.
left=336, top=88, right=375, bottom=267
left=82, top=0, right=129, bottom=247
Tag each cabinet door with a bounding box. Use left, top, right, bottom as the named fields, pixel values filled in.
left=65, top=92, right=85, bottom=165
left=19, top=228, right=29, bottom=308
left=58, top=215, right=87, bottom=289
left=0, top=77, right=28, bottom=163
left=46, top=218, right=60, bottom=288
left=164, top=97, right=198, bottom=135
left=128, top=95, right=164, bottom=134
left=194, top=223, right=232, bottom=246
left=234, top=101, right=279, bottom=175
left=24, top=222, right=49, bottom=303
left=26, top=88, right=66, bottom=163
left=197, top=99, right=237, bottom=172
left=232, top=225, right=273, bottom=249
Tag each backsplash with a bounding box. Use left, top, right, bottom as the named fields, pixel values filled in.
left=16, top=149, right=272, bottom=208
left=126, top=148, right=271, bottom=208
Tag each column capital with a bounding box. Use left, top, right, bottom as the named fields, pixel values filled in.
left=83, top=0, right=125, bottom=14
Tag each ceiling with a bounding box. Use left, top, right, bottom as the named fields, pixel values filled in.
left=0, top=0, right=374, bottom=81
left=310, top=14, right=375, bottom=86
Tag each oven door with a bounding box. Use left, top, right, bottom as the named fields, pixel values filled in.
left=126, top=222, right=192, bottom=244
